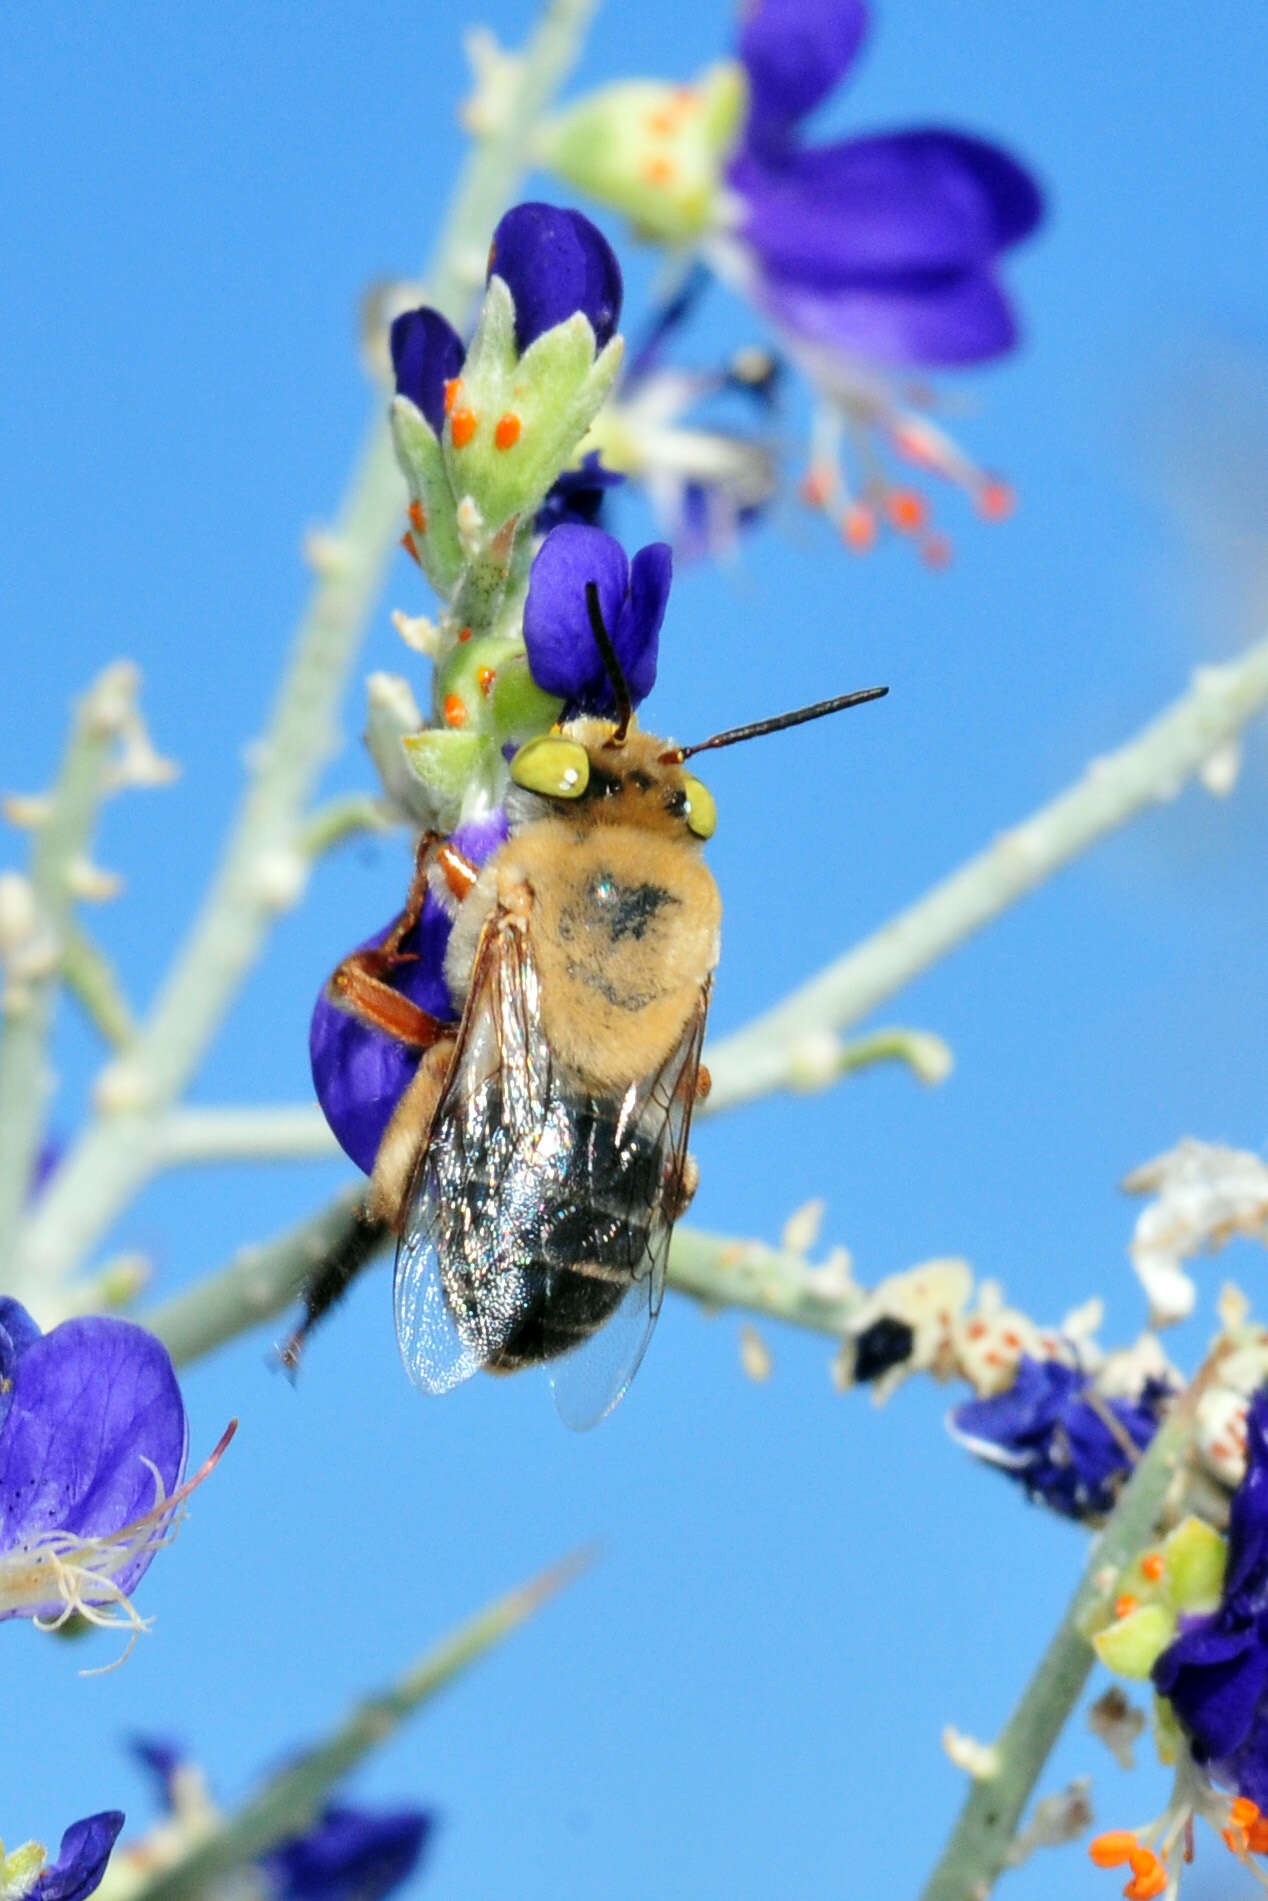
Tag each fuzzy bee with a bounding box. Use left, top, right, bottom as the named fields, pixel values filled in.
left=311, top=587, right=884, bottom=1426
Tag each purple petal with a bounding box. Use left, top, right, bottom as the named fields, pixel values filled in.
left=614, top=541, right=672, bottom=704
left=0, top=1321, right=187, bottom=1543
left=389, top=308, right=465, bottom=436
left=0, top=1297, right=42, bottom=1433
left=761, top=264, right=1019, bottom=367
left=260, top=1804, right=435, bottom=1901
left=0, top=1318, right=188, bottom=1612
left=738, top=0, right=869, bottom=153
left=130, top=1736, right=187, bottom=1811
left=732, top=129, right=1043, bottom=283
left=523, top=524, right=631, bottom=708
left=487, top=203, right=622, bottom=351
left=36, top=1814, right=125, bottom=1901
left=1224, top=1390, right=1268, bottom=1611
left=534, top=452, right=625, bottom=535
left=1156, top=1618, right=1268, bottom=1765
left=310, top=901, right=456, bottom=1177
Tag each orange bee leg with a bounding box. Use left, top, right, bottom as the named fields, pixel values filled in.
left=435, top=840, right=480, bottom=901
left=694, top=1065, right=712, bottom=1103
left=327, top=953, right=450, bottom=1049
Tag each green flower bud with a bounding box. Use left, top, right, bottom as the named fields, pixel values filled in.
left=539, top=64, right=748, bottom=244
left=444, top=277, right=623, bottom=537
left=1160, top=1516, right=1227, bottom=1613
left=389, top=399, right=465, bottom=593
left=1093, top=1603, right=1176, bottom=1680
left=400, top=730, right=498, bottom=832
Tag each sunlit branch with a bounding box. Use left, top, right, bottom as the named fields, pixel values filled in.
left=0, top=663, right=136, bottom=1279
left=60, top=920, right=138, bottom=1049
left=121, top=1552, right=594, bottom=1901
left=157, top=1106, right=339, bottom=1168
left=11, top=0, right=600, bottom=1301
left=703, top=637, right=1268, bottom=1114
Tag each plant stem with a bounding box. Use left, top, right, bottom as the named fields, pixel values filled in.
left=704, top=638, right=1268, bottom=1113
left=156, top=1104, right=338, bottom=1167
left=121, top=1552, right=592, bottom=1901
left=0, top=663, right=134, bottom=1278
left=917, top=1369, right=1212, bottom=1901
left=11, top=0, right=598, bottom=1301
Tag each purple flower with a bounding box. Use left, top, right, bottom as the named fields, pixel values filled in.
left=310, top=815, right=508, bottom=1175
left=389, top=308, right=465, bottom=438
left=0, top=1298, right=190, bottom=1637
left=951, top=1356, right=1169, bottom=1522
left=727, top=0, right=1043, bottom=370
left=487, top=202, right=622, bottom=351
left=12, top=1813, right=126, bottom=1901
left=1153, top=1388, right=1268, bottom=1807
left=261, top=1806, right=435, bottom=1901
left=522, top=524, right=671, bottom=717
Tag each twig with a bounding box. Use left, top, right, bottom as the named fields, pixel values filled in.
left=123, top=1551, right=593, bottom=1901
left=703, top=638, right=1268, bottom=1113
left=60, top=920, right=138, bottom=1049
left=0, top=663, right=136, bottom=1278
left=10, top=0, right=599, bottom=1301
left=157, top=1105, right=339, bottom=1168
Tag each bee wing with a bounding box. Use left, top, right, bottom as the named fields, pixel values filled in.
left=549, top=986, right=710, bottom=1431
left=393, top=912, right=551, bottom=1394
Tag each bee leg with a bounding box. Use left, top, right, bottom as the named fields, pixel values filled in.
left=667, top=1153, right=700, bottom=1222
left=280, top=1202, right=391, bottom=1376
left=695, top=1065, right=712, bottom=1103
left=434, top=841, right=480, bottom=902
left=327, top=954, right=450, bottom=1048
left=368, top=1038, right=455, bottom=1230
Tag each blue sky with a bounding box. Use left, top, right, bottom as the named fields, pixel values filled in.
left=3, top=2, right=1268, bottom=1896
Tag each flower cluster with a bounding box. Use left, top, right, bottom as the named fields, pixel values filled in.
left=540, top=0, right=1043, bottom=558
left=0, top=1298, right=218, bottom=1657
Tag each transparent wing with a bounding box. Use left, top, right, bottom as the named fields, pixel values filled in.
left=549, top=990, right=710, bottom=1431
left=394, top=915, right=550, bottom=1394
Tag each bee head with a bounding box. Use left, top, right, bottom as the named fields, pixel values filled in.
left=507, top=720, right=717, bottom=840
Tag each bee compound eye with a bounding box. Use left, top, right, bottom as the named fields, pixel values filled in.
left=509, top=735, right=591, bottom=799
left=682, top=774, right=717, bottom=839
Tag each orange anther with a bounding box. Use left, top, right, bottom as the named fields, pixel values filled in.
left=1128, top=1848, right=1157, bottom=1876
left=494, top=413, right=522, bottom=451
left=1114, top=1594, right=1140, bottom=1620
left=457, top=626, right=473, bottom=643
left=442, top=694, right=467, bottom=728
left=1000, top=1330, right=1021, bottom=1350
left=1090, top=1831, right=1140, bottom=1868
left=443, top=377, right=462, bottom=417
left=841, top=504, right=877, bottom=552
left=645, top=108, right=677, bottom=135
left=1141, top=1553, right=1165, bottom=1582
left=1231, top=1799, right=1260, bottom=1826
left=477, top=665, right=496, bottom=697
left=886, top=488, right=928, bottom=533
left=1124, top=1865, right=1167, bottom=1901
left=450, top=408, right=477, bottom=448
left=642, top=157, right=676, bottom=185
left=1247, top=1819, right=1268, bottom=1853
left=977, top=477, right=1016, bottom=522
left=408, top=500, right=427, bottom=534
left=966, top=1320, right=988, bottom=1341
left=400, top=532, right=421, bottom=567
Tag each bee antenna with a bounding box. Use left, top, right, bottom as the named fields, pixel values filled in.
left=660, top=685, right=889, bottom=764
left=584, top=581, right=633, bottom=748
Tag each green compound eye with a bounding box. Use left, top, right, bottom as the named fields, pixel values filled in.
left=509, top=734, right=591, bottom=799
left=682, top=774, right=717, bottom=839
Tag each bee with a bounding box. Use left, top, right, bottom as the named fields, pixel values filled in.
left=315, top=585, right=885, bottom=1427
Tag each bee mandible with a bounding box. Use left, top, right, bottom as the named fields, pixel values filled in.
left=316, top=585, right=885, bottom=1426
